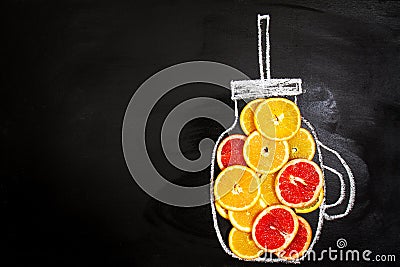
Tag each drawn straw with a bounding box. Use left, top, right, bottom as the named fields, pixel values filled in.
left=231, top=15, right=303, bottom=100
left=258, top=14, right=270, bottom=80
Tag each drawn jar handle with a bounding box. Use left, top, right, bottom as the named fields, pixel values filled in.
left=318, top=141, right=356, bottom=220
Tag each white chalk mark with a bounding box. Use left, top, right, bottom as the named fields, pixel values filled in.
left=258, top=14, right=271, bottom=80
left=258, top=15, right=271, bottom=80
left=318, top=141, right=356, bottom=220
left=257, top=14, right=265, bottom=81
left=231, top=79, right=302, bottom=100
left=265, top=20, right=271, bottom=80
left=323, top=165, right=346, bottom=208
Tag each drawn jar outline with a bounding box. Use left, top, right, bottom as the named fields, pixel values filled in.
left=209, top=15, right=356, bottom=263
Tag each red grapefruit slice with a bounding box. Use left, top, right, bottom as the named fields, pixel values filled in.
left=275, top=159, right=324, bottom=208
left=252, top=205, right=299, bottom=253
left=276, top=216, right=312, bottom=260
left=216, top=134, right=247, bottom=170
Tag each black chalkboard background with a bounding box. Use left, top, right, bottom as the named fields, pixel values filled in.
left=3, top=0, right=400, bottom=266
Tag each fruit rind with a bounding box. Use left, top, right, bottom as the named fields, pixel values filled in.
left=215, top=201, right=229, bottom=219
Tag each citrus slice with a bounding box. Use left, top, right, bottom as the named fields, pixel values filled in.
left=243, top=131, right=289, bottom=174
left=229, top=228, right=264, bottom=259
left=214, top=166, right=261, bottom=211
left=252, top=205, right=299, bottom=252
left=295, top=188, right=324, bottom=214
left=276, top=216, right=312, bottom=260
left=215, top=201, right=229, bottom=219
left=259, top=173, right=281, bottom=206
left=254, top=98, right=301, bottom=141
left=275, top=159, right=324, bottom=208
left=287, top=128, right=316, bottom=160
left=228, top=199, right=267, bottom=232
left=240, top=99, right=265, bottom=135
left=216, top=134, right=247, bottom=170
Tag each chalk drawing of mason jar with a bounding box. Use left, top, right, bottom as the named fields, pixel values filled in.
left=210, top=15, right=355, bottom=263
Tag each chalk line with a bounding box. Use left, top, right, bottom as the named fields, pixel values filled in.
left=318, top=140, right=356, bottom=220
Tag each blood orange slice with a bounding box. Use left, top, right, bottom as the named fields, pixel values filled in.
left=276, top=216, right=312, bottom=260
left=216, top=134, right=247, bottom=170
left=275, top=159, right=324, bottom=208
left=252, top=205, right=299, bottom=253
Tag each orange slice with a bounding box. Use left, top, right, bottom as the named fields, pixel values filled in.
left=259, top=173, right=281, bottom=206
left=276, top=216, right=312, bottom=260
left=229, top=228, right=264, bottom=259
left=215, top=201, right=229, bottom=219
left=254, top=98, right=301, bottom=141
left=228, top=199, right=267, bottom=232
left=214, top=165, right=261, bottom=211
left=275, top=159, right=324, bottom=208
left=243, top=131, right=289, bottom=174
left=240, top=99, right=265, bottom=135
left=287, top=128, right=316, bottom=160
left=295, top=188, right=324, bottom=214
left=252, top=205, right=299, bottom=253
